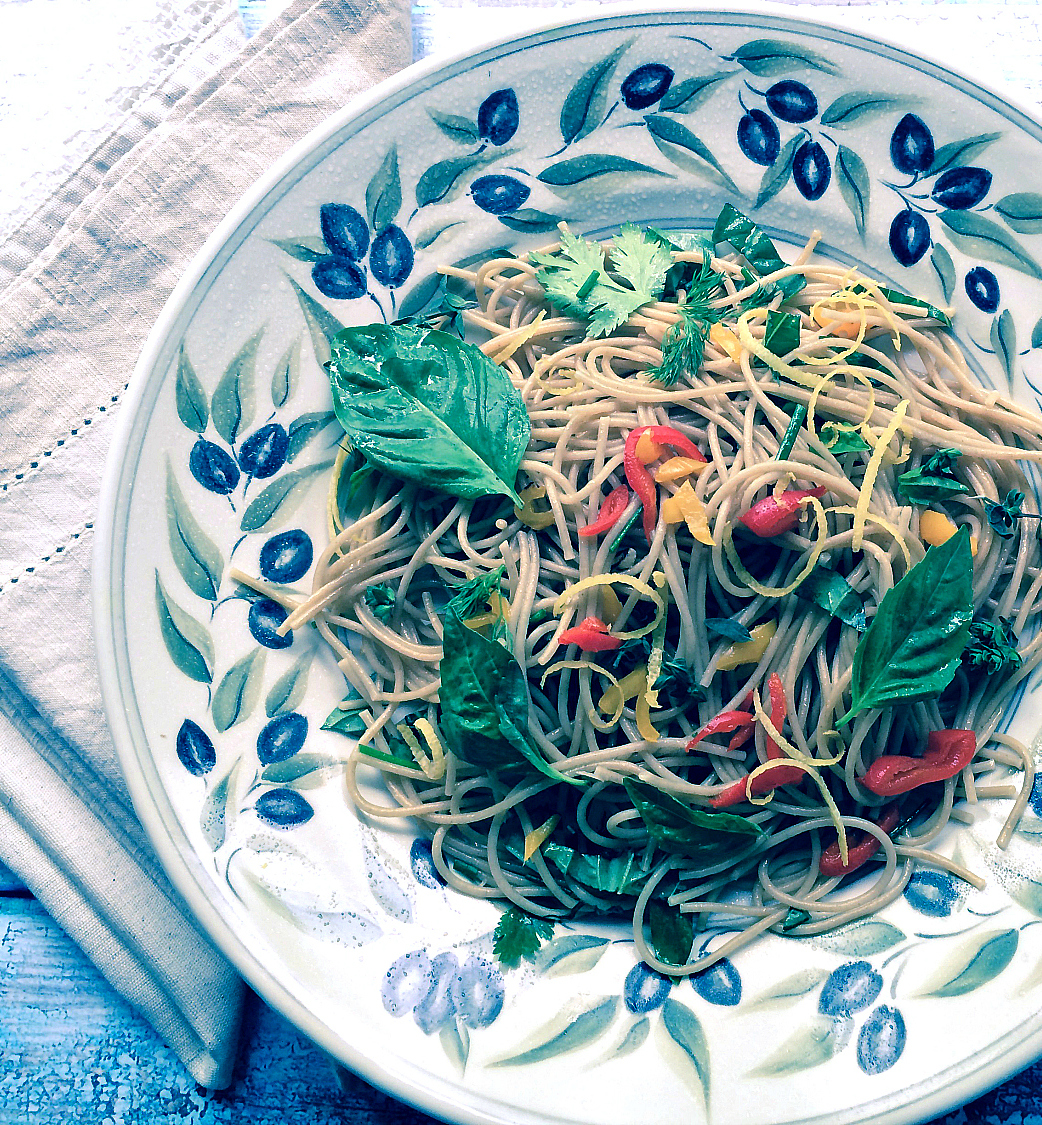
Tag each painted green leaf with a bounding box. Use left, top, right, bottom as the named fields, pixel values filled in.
left=154, top=571, right=214, bottom=683
left=643, top=115, right=739, bottom=193
left=286, top=410, right=338, bottom=462
left=819, top=920, right=906, bottom=956
left=415, top=149, right=509, bottom=209
left=1010, top=875, right=1042, bottom=916
left=748, top=1015, right=843, bottom=1076
left=659, top=999, right=711, bottom=1107
left=428, top=109, right=479, bottom=146
left=200, top=757, right=240, bottom=851
left=659, top=72, right=737, bottom=112
left=939, top=210, right=1042, bottom=279
left=927, top=132, right=1001, bottom=176
left=211, top=648, right=266, bottom=732
left=270, top=236, right=328, bottom=262
left=261, top=752, right=342, bottom=785
left=914, top=928, right=1018, bottom=997
left=745, top=969, right=829, bottom=1010
left=289, top=277, right=345, bottom=367
left=836, top=146, right=869, bottom=237
left=727, top=39, right=840, bottom=77
left=498, top=209, right=566, bottom=234
left=440, top=1019, right=470, bottom=1077
left=991, top=309, right=1017, bottom=385
left=414, top=221, right=464, bottom=251
left=534, top=934, right=610, bottom=977
left=1032, top=315, right=1042, bottom=351
left=239, top=459, right=335, bottom=533
left=270, top=337, right=301, bottom=409
left=211, top=329, right=261, bottom=444
left=559, top=39, right=632, bottom=144
left=175, top=345, right=208, bottom=433
left=396, top=273, right=444, bottom=321
left=537, top=154, right=670, bottom=189
left=820, top=91, right=918, bottom=128
left=165, top=464, right=223, bottom=601
left=489, top=996, right=618, bottom=1066
left=595, top=1016, right=649, bottom=1064
left=755, top=133, right=801, bottom=209
left=327, top=324, right=529, bottom=503
left=265, top=651, right=313, bottom=717
left=930, top=243, right=957, bottom=303
left=366, top=146, right=401, bottom=231
left=993, top=191, right=1042, bottom=234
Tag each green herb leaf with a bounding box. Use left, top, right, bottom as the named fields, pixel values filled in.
left=844, top=528, right=973, bottom=722
left=646, top=901, right=694, bottom=969
left=494, top=906, right=555, bottom=966
left=541, top=842, right=652, bottom=895
left=705, top=618, right=751, bottom=642
left=850, top=283, right=952, bottom=328
left=321, top=698, right=368, bottom=738
left=963, top=617, right=1023, bottom=676
left=764, top=310, right=800, bottom=357
left=654, top=655, right=709, bottom=709
left=794, top=568, right=865, bottom=629
left=897, top=448, right=969, bottom=505
left=781, top=908, right=811, bottom=931
left=623, top=778, right=764, bottom=860
left=327, top=323, right=530, bottom=504
left=819, top=421, right=871, bottom=454
left=650, top=312, right=710, bottom=387
left=364, top=583, right=396, bottom=622
left=712, top=204, right=805, bottom=297
left=448, top=567, right=505, bottom=619
left=982, top=488, right=1026, bottom=538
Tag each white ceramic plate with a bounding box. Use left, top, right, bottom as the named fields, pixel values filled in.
left=95, top=7, right=1042, bottom=1123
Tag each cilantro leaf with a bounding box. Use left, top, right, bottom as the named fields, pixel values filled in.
left=364, top=583, right=396, bottom=622
left=493, top=906, right=555, bottom=966
left=611, top=222, right=674, bottom=301
left=447, top=565, right=506, bottom=619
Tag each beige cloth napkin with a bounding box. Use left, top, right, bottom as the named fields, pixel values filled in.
left=0, top=0, right=410, bottom=1088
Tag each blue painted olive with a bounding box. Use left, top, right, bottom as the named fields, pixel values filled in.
left=259, top=528, right=314, bottom=583
left=312, top=255, right=367, bottom=300
left=793, top=141, right=831, bottom=201
left=931, top=166, right=992, bottom=210
left=477, top=88, right=520, bottom=145
left=369, top=225, right=414, bottom=289
left=449, top=954, right=505, bottom=1028
left=471, top=174, right=531, bottom=214
left=890, top=113, right=935, bottom=175
left=904, top=870, right=959, bottom=917
left=692, top=957, right=742, bottom=1006
left=410, top=837, right=444, bottom=888
left=189, top=438, right=240, bottom=494
left=176, top=719, right=216, bottom=776
left=621, top=63, right=674, bottom=110
left=964, top=265, right=1001, bottom=313
left=319, top=202, right=369, bottom=260
left=413, top=952, right=460, bottom=1033
left=257, top=712, right=308, bottom=764
left=889, top=209, right=931, bottom=266
left=382, top=949, right=433, bottom=1015
left=249, top=598, right=294, bottom=650
left=765, top=79, right=817, bottom=123
left=255, top=787, right=314, bottom=827
left=818, top=960, right=883, bottom=1017
left=238, top=423, right=289, bottom=480
left=737, top=109, right=780, bottom=166
left=857, top=1005, right=906, bottom=1074
left=623, top=963, right=671, bottom=1013
left=1032, top=770, right=1042, bottom=817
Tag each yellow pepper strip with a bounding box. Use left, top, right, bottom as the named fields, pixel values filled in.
left=661, top=480, right=714, bottom=545
left=598, top=666, right=649, bottom=715
left=920, top=510, right=978, bottom=555
left=600, top=585, right=623, bottom=625
left=514, top=484, right=556, bottom=530
left=655, top=456, right=708, bottom=483
left=710, top=322, right=743, bottom=363
left=717, top=620, right=777, bottom=671
left=524, top=814, right=559, bottom=861
left=811, top=301, right=861, bottom=340
left=635, top=431, right=665, bottom=463
left=464, top=590, right=510, bottom=630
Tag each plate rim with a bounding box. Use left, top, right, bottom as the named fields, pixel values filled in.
left=92, top=4, right=1042, bottom=1121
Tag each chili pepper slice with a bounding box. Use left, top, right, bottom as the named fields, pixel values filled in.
left=578, top=485, right=631, bottom=538
left=558, top=615, right=622, bottom=652
left=739, top=486, right=827, bottom=538
left=860, top=729, right=977, bottom=797
left=624, top=426, right=708, bottom=544
left=819, top=805, right=900, bottom=878
left=686, top=711, right=755, bottom=751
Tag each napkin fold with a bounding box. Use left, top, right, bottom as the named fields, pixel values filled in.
left=0, top=0, right=410, bottom=1088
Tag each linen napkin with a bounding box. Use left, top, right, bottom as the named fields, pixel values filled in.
left=0, top=0, right=410, bottom=1088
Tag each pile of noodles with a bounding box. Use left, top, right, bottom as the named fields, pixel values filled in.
left=241, top=233, right=1042, bottom=974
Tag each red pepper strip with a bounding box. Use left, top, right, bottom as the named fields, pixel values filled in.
left=709, top=675, right=803, bottom=807
left=624, top=426, right=708, bottom=543
left=558, top=615, right=622, bottom=652
left=739, top=486, right=827, bottom=538
left=641, top=425, right=707, bottom=464
left=578, top=485, right=631, bottom=538
left=819, top=805, right=900, bottom=878
left=685, top=711, right=755, bottom=751
left=860, top=729, right=977, bottom=797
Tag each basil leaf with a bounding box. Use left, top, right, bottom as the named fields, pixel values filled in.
left=820, top=420, right=871, bottom=454
left=764, top=310, right=800, bottom=357
left=852, top=283, right=952, bottom=328
left=645, top=901, right=694, bottom=970
left=495, top=696, right=583, bottom=787
left=623, top=778, right=764, bottom=859
left=846, top=350, right=889, bottom=373
left=705, top=618, right=752, bottom=642
left=795, top=568, right=865, bottom=629
left=844, top=527, right=973, bottom=722
left=776, top=403, right=807, bottom=461
left=364, top=583, right=396, bottom=622
left=327, top=323, right=530, bottom=504
left=712, top=204, right=805, bottom=297
left=321, top=698, right=367, bottom=738
left=897, top=449, right=969, bottom=505
left=541, top=842, right=652, bottom=894
left=494, top=906, right=554, bottom=966
left=963, top=616, right=1023, bottom=676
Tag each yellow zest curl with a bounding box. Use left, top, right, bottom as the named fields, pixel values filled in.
left=598, top=666, right=648, bottom=717
left=723, top=496, right=829, bottom=598
left=487, top=310, right=546, bottom=364
left=853, top=399, right=910, bottom=549
left=828, top=506, right=913, bottom=568
left=543, top=659, right=625, bottom=726
left=553, top=574, right=664, bottom=642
